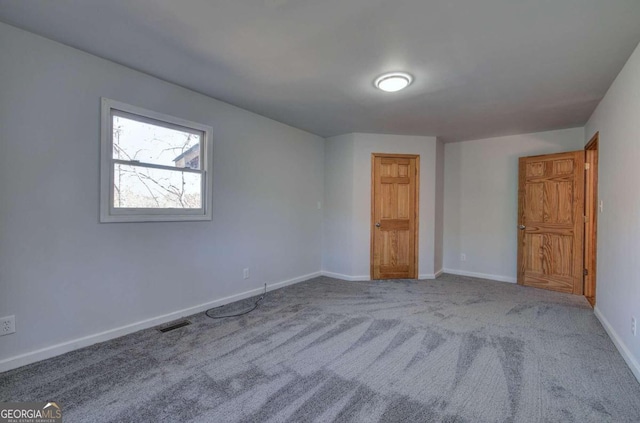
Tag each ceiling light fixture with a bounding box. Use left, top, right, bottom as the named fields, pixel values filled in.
left=374, top=72, right=413, bottom=92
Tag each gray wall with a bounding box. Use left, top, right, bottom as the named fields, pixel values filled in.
left=0, top=23, right=324, bottom=368
left=443, top=128, right=585, bottom=282
left=322, top=134, right=355, bottom=276
left=585, top=41, right=640, bottom=380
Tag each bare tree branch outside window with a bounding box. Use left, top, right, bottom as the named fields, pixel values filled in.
left=112, top=115, right=202, bottom=209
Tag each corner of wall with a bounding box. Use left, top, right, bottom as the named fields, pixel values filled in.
left=322, top=134, right=355, bottom=276
left=434, top=138, right=445, bottom=272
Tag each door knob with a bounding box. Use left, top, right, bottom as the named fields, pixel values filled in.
left=375, top=222, right=381, bottom=227
left=518, top=225, right=526, bottom=230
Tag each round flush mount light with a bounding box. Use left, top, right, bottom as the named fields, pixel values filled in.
left=374, top=72, right=413, bottom=92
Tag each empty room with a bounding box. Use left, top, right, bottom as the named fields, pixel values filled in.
left=1, top=1, right=640, bottom=422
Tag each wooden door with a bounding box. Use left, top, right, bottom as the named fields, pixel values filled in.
left=371, top=154, right=419, bottom=279
left=517, top=151, right=585, bottom=294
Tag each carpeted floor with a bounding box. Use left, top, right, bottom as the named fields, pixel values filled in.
left=2, top=274, right=640, bottom=422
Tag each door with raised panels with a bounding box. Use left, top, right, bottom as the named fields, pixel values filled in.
left=371, top=154, right=419, bottom=280
left=517, top=151, right=585, bottom=294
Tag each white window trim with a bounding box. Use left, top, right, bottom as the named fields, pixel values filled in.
left=100, top=98, right=213, bottom=223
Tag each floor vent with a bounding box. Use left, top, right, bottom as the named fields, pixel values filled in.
left=158, top=320, right=191, bottom=333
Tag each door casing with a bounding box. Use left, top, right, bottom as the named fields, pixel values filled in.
left=584, top=133, right=599, bottom=306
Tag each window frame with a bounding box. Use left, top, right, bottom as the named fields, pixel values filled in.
left=100, top=98, right=213, bottom=223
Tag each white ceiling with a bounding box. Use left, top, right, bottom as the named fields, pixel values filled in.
left=2, top=0, right=640, bottom=141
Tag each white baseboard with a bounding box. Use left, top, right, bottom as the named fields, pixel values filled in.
left=419, top=269, right=444, bottom=280
left=443, top=268, right=516, bottom=284
left=268, top=271, right=321, bottom=290
left=0, top=271, right=321, bottom=373
left=594, top=306, right=640, bottom=383
left=321, top=271, right=370, bottom=281
left=323, top=271, right=443, bottom=281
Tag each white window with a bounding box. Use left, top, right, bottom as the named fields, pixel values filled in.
left=100, top=98, right=213, bottom=222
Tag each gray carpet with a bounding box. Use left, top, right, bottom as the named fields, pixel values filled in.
left=2, top=274, right=640, bottom=422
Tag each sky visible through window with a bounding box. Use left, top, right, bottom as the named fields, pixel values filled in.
left=112, top=114, right=202, bottom=209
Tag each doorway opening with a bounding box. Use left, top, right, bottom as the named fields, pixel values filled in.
left=516, top=137, right=599, bottom=306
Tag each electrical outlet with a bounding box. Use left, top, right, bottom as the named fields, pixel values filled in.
left=317, top=201, right=322, bottom=210
left=599, top=200, right=603, bottom=213
left=1, top=316, right=15, bottom=336
left=243, top=268, right=250, bottom=279
left=460, top=253, right=466, bottom=262
left=632, top=316, right=637, bottom=336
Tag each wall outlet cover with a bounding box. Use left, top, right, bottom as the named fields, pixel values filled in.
left=1, top=316, right=15, bottom=336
